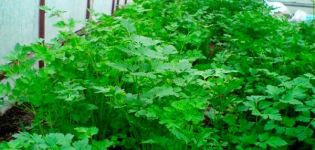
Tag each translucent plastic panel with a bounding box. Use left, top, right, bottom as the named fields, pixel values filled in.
left=120, top=0, right=133, bottom=6
left=0, top=0, right=39, bottom=64
left=92, top=0, right=113, bottom=15
left=45, top=0, right=87, bottom=41
left=114, top=0, right=129, bottom=11
left=118, top=0, right=125, bottom=7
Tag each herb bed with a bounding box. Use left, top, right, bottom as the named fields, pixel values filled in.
left=0, top=0, right=315, bottom=149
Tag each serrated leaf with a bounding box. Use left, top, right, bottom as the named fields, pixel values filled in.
left=132, top=35, right=160, bottom=46
left=246, top=95, right=266, bottom=102
left=296, top=114, right=310, bottom=122
left=258, top=133, right=270, bottom=141
left=176, top=59, right=192, bottom=72
left=160, top=45, right=178, bottom=55
left=141, top=139, right=156, bottom=144
left=282, top=117, right=295, bottom=127
left=264, top=121, right=276, bottom=130
left=171, top=100, right=191, bottom=111
left=92, top=86, right=111, bottom=94
left=106, top=62, right=129, bottom=72
left=262, top=108, right=282, bottom=121
left=54, top=21, right=66, bottom=28
left=73, top=139, right=91, bottom=150
left=131, top=72, right=156, bottom=79
left=169, top=128, right=190, bottom=143
left=120, top=18, right=136, bottom=33
left=74, top=127, right=99, bottom=140
left=295, top=126, right=313, bottom=141
left=138, top=47, right=165, bottom=59
left=240, top=134, right=257, bottom=144
left=291, top=86, right=307, bottom=99
left=39, top=6, right=51, bottom=11
left=259, top=101, right=273, bottom=109
left=293, top=76, right=312, bottom=88
left=92, top=140, right=113, bottom=150
left=243, top=101, right=261, bottom=116
left=304, top=73, right=315, bottom=79
left=280, top=91, right=303, bottom=105
left=223, top=114, right=236, bottom=125
left=147, top=86, right=179, bottom=98
left=266, top=136, right=287, bottom=148
left=266, top=85, right=284, bottom=97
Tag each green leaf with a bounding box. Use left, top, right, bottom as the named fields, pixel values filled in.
left=262, top=108, right=282, bottom=121
left=159, top=45, right=178, bottom=55
left=171, top=100, right=191, bottom=111
left=258, top=101, right=273, bottom=109
left=246, top=95, right=266, bottom=102
left=295, top=126, right=314, bottom=141
left=45, top=133, right=74, bottom=147
left=243, top=101, right=261, bottom=116
left=132, top=35, right=160, bottom=46
left=266, top=85, right=284, bottom=97
left=169, top=128, right=190, bottom=144
left=106, top=62, right=129, bottom=72
left=293, top=76, right=312, bottom=88
left=240, top=134, right=257, bottom=144
left=282, top=117, right=295, bottom=127
left=266, top=136, right=287, bottom=148
left=39, top=5, right=51, bottom=11
left=239, top=119, right=255, bottom=132
left=296, top=114, right=310, bottom=122
left=92, top=140, right=113, bottom=150
left=54, top=21, right=66, bottom=28
left=280, top=90, right=303, bottom=105
left=44, top=133, right=60, bottom=146
left=73, top=139, right=91, bottom=150
left=176, top=59, right=192, bottom=72
left=92, top=86, right=111, bottom=94
left=146, top=86, right=179, bottom=98
left=138, top=47, right=165, bottom=59
left=258, top=133, right=270, bottom=142
left=264, top=121, right=277, bottom=130
left=291, top=86, right=307, bottom=99
left=120, top=18, right=136, bottom=33
left=74, top=127, right=99, bottom=140
left=304, top=73, right=315, bottom=80
left=141, top=139, right=156, bottom=144
left=223, top=114, right=236, bottom=125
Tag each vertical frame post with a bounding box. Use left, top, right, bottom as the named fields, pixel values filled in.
left=116, top=0, right=120, bottom=9
left=111, top=0, right=116, bottom=15
left=39, top=0, right=45, bottom=40
left=86, top=0, right=91, bottom=19
left=39, top=0, right=46, bottom=68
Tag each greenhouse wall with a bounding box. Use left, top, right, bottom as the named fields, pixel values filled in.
left=45, top=0, right=88, bottom=41
left=0, top=0, right=39, bottom=65
left=0, top=0, right=132, bottom=65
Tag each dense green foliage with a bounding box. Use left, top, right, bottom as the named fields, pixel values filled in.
left=1, top=0, right=315, bottom=149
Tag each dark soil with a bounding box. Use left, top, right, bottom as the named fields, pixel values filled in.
left=0, top=106, right=33, bottom=141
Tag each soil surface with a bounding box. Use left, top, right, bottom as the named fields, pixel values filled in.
left=0, top=106, right=33, bottom=141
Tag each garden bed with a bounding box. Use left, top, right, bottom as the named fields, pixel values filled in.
left=0, top=0, right=314, bottom=149
left=0, top=106, right=33, bottom=141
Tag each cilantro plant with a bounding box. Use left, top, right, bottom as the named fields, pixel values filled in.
left=0, top=0, right=314, bottom=149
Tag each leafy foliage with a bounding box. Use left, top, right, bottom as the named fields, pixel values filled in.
left=0, top=127, right=112, bottom=150
left=0, top=0, right=315, bottom=149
